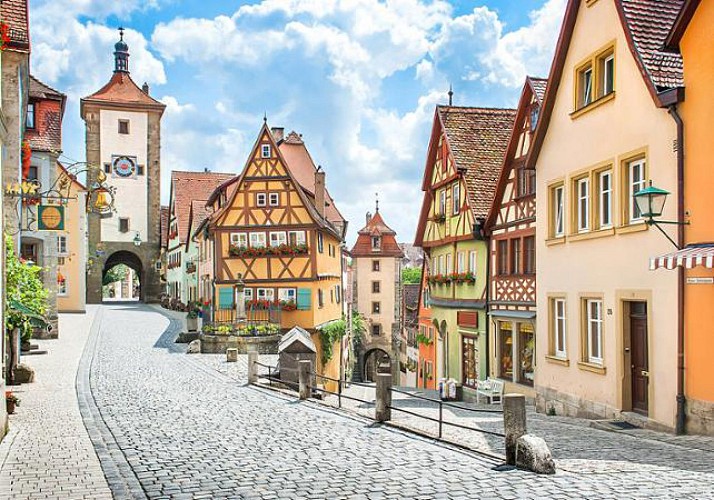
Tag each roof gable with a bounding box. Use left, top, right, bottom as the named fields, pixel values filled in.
left=81, top=72, right=166, bottom=114
left=1, top=0, right=29, bottom=51
left=351, top=211, right=403, bottom=257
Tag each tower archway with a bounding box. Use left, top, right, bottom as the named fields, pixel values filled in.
left=102, top=251, right=143, bottom=302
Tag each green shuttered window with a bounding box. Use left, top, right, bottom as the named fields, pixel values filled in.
left=297, top=288, right=311, bottom=310
left=218, top=287, right=234, bottom=310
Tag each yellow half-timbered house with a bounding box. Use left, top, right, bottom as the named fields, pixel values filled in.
left=206, top=123, right=347, bottom=376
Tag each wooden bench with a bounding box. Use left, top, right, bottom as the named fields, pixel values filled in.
left=476, top=378, right=504, bottom=404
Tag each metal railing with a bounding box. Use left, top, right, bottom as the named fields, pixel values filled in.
left=310, top=371, right=376, bottom=409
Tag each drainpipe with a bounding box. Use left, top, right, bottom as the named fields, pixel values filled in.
left=668, top=104, right=686, bottom=435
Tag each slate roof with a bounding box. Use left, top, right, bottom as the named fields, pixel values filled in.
left=0, top=0, right=29, bottom=50
left=81, top=72, right=166, bottom=112
left=29, top=75, right=65, bottom=100
left=351, top=211, right=403, bottom=258
left=160, top=206, right=169, bottom=249
left=170, top=171, right=234, bottom=245
left=529, top=77, right=548, bottom=104
left=619, top=0, right=685, bottom=89
left=438, top=106, right=516, bottom=219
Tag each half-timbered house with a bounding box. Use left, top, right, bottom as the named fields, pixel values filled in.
left=206, top=123, right=347, bottom=377
left=485, top=76, right=546, bottom=396
left=415, top=106, right=515, bottom=396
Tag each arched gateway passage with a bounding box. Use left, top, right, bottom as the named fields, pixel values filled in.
left=362, top=348, right=390, bottom=383
left=102, top=251, right=143, bottom=302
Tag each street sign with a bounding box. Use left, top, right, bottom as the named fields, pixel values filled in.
left=686, top=277, right=714, bottom=285
left=37, top=205, right=65, bottom=231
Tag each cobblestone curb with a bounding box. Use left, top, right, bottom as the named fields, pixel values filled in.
left=76, top=306, right=148, bottom=499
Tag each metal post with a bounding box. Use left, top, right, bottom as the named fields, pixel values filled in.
left=375, top=373, right=392, bottom=422
left=299, top=359, right=312, bottom=400
left=503, top=393, right=527, bottom=466
left=438, top=400, right=443, bottom=439
left=247, top=350, right=258, bottom=384
left=338, top=378, right=342, bottom=409
left=268, top=365, right=272, bottom=387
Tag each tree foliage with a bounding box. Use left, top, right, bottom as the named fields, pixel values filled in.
left=5, top=235, right=48, bottom=339
left=401, top=267, right=422, bottom=284
left=319, top=312, right=367, bottom=366
left=103, top=264, right=129, bottom=286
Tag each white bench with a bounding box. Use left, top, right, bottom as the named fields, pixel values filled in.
left=476, top=378, right=504, bottom=404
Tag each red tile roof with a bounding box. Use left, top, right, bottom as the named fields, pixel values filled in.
left=529, top=77, right=548, bottom=104
left=170, top=171, right=234, bottom=246
left=187, top=200, right=212, bottom=244
left=438, top=106, right=516, bottom=219
left=29, top=75, right=64, bottom=100
left=351, top=211, right=403, bottom=257
left=619, top=0, right=684, bottom=89
left=81, top=72, right=166, bottom=113
left=0, top=0, right=29, bottom=51
left=27, top=76, right=66, bottom=153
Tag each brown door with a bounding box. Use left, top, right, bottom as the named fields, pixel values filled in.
left=630, top=302, right=649, bottom=415
left=461, top=335, right=479, bottom=388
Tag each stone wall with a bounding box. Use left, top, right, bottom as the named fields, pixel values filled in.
left=200, top=334, right=280, bottom=355
left=535, top=385, right=621, bottom=420
left=686, top=398, right=714, bottom=436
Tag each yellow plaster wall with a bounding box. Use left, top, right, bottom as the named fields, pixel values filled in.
left=57, top=171, right=86, bottom=313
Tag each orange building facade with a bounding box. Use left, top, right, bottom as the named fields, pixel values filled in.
left=417, top=267, right=436, bottom=389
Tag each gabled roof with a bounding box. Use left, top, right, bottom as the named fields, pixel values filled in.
left=186, top=200, right=213, bottom=250
left=279, top=326, right=316, bottom=353
left=279, top=131, right=346, bottom=229
left=27, top=75, right=67, bottom=153
left=403, top=283, right=421, bottom=329
left=170, top=171, right=233, bottom=246
left=0, top=0, right=30, bottom=51
left=29, top=75, right=65, bottom=102
left=351, top=211, right=403, bottom=257
left=664, top=0, right=701, bottom=49
left=486, top=76, right=546, bottom=230
left=160, top=206, right=169, bottom=249
left=81, top=72, right=166, bottom=115
left=528, top=0, right=685, bottom=169
left=209, top=122, right=344, bottom=240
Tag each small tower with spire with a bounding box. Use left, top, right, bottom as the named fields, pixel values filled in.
left=114, top=27, right=130, bottom=73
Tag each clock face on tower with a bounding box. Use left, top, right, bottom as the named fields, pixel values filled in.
left=113, top=156, right=136, bottom=177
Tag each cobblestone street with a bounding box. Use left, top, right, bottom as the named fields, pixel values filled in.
left=2, top=304, right=714, bottom=499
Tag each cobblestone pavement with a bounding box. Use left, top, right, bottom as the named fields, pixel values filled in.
left=0, top=306, right=113, bottom=500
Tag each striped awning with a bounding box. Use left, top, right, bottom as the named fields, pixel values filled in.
left=650, top=244, right=714, bottom=270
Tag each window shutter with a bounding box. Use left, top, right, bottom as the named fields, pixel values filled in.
left=297, top=288, right=311, bottom=310
left=218, top=287, right=234, bottom=310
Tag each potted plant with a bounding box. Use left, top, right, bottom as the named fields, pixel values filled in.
left=186, top=301, right=202, bottom=332
left=6, top=391, right=19, bottom=414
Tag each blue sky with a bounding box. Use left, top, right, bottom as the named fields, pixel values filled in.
left=30, top=0, right=566, bottom=246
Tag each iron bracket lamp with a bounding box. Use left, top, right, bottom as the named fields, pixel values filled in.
left=633, top=181, right=689, bottom=249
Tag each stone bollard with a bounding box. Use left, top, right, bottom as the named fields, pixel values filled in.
left=226, top=348, right=238, bottom=363
left=247, top=350, right=258, bottom=384
left=375, top=373, right=392, bottom=422
left=503, top=393, right=527, bottom=466
left=299, top=360, right=312, bottom=400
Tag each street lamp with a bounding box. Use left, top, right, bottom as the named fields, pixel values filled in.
left=133, top=232, right=142, bottom=247
left=633, top=180, right=688, bottom=249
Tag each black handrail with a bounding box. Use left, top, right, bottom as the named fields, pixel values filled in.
left=391, top=387, right=503, bottom=414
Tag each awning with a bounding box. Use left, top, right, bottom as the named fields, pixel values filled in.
left=650, top=244, right=714, bottom=270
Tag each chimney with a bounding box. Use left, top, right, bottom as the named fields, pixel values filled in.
left=315, top=166, right=326, bottom=219
left=142, top=82, right=150, bottom=95
left=271, top=127, right=284, bottom=143
left=366, top=212, right=372, bottom=225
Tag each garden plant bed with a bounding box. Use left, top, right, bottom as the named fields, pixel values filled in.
left=200, top=333, right=281, bottom=354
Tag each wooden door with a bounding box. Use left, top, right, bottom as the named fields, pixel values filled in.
left=461, top=335, right=479, bottom=388
left=630, top=302, right=649, bottom=415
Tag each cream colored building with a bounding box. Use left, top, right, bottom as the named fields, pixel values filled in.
left=56, top=163, right=87, bottom=313
left=530, top=0, right=684, bottom=430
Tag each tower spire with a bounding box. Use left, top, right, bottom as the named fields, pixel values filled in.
left=375, top=192, right=379, bottom=213
left=448, top=84, right=453, bottom=106
left=114, top=27, right=130, bottom=73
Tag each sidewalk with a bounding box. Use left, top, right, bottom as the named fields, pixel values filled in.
left=0, top=306, right=112, bottom=499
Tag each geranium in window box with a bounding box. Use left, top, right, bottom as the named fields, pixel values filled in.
left=280, top=300, right=297, bottom=311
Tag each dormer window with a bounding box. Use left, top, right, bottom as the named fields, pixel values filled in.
left=26, top=102, right=35, bottom=129
left=529, top=105, right=539, bottom=132
left=261, top=144, right=271, bottom=158
left=372, top=236, right=381, bottom=250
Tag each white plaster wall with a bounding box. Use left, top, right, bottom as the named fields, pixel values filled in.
left=99, top=109, right=148, bottom=243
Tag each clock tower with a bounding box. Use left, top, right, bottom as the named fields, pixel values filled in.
left=81, top=28, right=166, bottom=303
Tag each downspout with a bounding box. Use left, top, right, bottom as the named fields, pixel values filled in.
left=668, top=104, right=686, bottom=435
left=484, top=232, right=491, bottom=378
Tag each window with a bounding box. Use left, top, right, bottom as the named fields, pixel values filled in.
left=524, top=236, right=535, bottom=275
left=627, top=158, right=646, bottom=223
left=576, top=177, right=589, bottom=232
left=517, top=166, right=535, bottom=197
left=318, top=289, right=324, bottom=308
left=118, top=119, right=129, bottom=135
left=57, top=235, right=68, bottom=255
left=438, top=255, right=445, bottom=275
left=529, top=105, right=539, bottom=132
left=585, top=299, right=603, bottom=363
left=26, top=102, right=35, bottom=129
left=257, top=288, right=275, bottom=302
left=256, top=193, right=267, bottom=207
left=577, top=64, right=594, bottom=108
left=288, top=231, right=306, bottom=246
left=335, top=285, right=341, bottom=303
left=551, top=298, right=566, bottom=357
left=510, top=239, right=521, bottom=275
left=445, top=255, right=452, bottom=275
left=372, top=281, right=380, bottom=293
left=518, top=323, right=535, bottom=386
left=230, top=233, right=248, bottom=248
left=371, top=324, right=381, bottom=336
left=269, top=193, right=279, bottom=206
left=317, top=232, right=324, bottom=253
left=439, top=189, right=446, bottom=216
left=452, top=183, right=460, bottom=215
left=58, top=257, right=66, bottom=266
left=551, top=184, right=565, bottom=238
left=372, top=236, right=381, bottom=250
left=372, top=260, right=380, bottom=272
left=137, top=165, right=145, bottom=175
left=499, top=322, right=513, bottom=379
left=497, top=240, right=508, bottom=276
left=249, top=232, right=266, bottom=248
left=457, top=252, right=465, bottom=273
left=261, top=144, right=271, bottom=158
left=27, top=165, right=38, bottom=182
left=372, top=302, right=381, bottom=314
left=600, top=53, right=615, bottom=97
left=269, top=231, right=287, bottom=247
left=469, top=251, right=477, bottom=274
left=244, top=288, right=254, bottom=301
left=278, top=288, right=296, bottom=302
left=119, top=218, right=130, bottom=233
left=104, top=163, right=111, bottom=174
left=598, top=170, right=612, bottom=228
